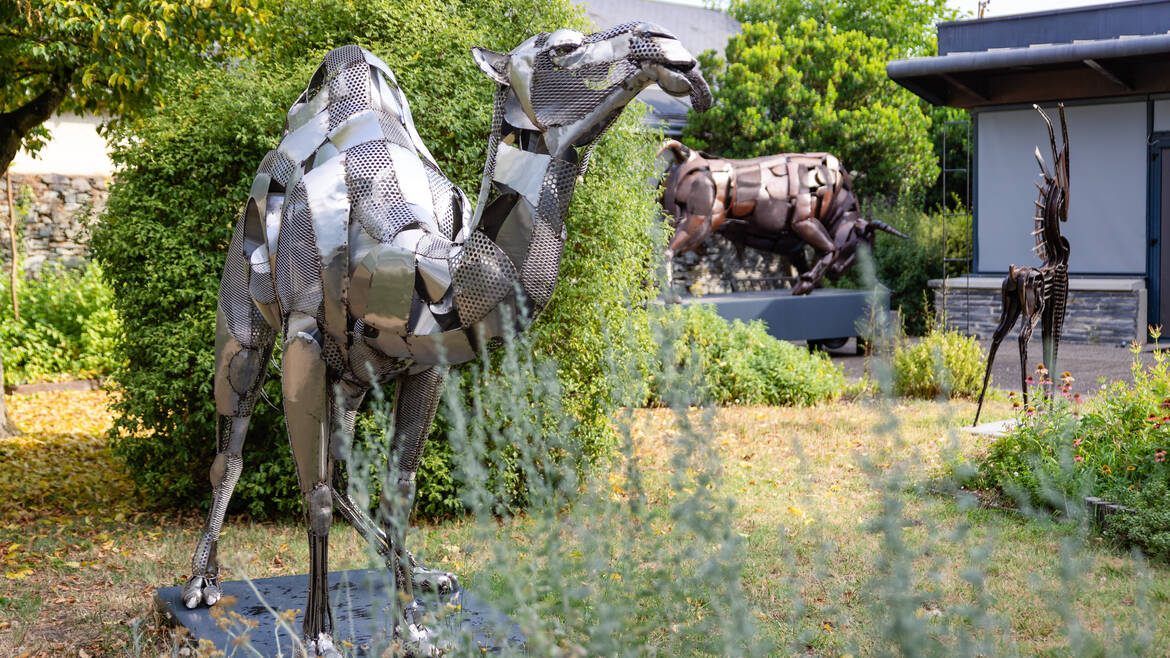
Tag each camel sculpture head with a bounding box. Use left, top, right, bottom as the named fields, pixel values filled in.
left=471, top=22, right=712, bottom=156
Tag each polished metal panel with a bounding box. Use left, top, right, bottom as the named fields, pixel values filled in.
left=416, top=255, right=452, bottom=303
left=493, top=142, right=551, bottom=207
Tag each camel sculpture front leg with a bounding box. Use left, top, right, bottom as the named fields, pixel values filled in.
left=280, top=311, right=340, bottom=653
left=377, top=368, right=445, bottom=609
left=182, top=212, right=277, bottom=610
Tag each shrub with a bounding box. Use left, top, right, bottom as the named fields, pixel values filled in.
left=968, top=346, right=1170, bottom=559
left=0, top=264, right=122, bottom=385
left=864, top=203, right=970, bottom=336
left=92, top=0, right=665, bottom=519
left=652, top=304, right=845, bottom=407
left=1104, top=480, right=1170, bottom=562
left=892, top=328, right=984, bottom=399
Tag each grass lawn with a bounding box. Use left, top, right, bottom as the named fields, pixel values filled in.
left=1, top=389, right=1165, bottom=656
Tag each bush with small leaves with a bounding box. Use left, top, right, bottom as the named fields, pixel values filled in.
left=652, top=304, right=845, bottom=407
left=892, top=328, right=984, bottom=399
left=0, top=264, right=122, bottom=385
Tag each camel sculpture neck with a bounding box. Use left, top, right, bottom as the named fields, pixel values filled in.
left=453, top=90, right=587, bottom=338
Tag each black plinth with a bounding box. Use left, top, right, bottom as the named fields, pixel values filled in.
left=680, top=286, right=889, bottom=342
left=154, top=569, right=524, bottom=655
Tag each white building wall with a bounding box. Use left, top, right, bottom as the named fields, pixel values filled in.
left=976, top=101, right=1147, bottom=274
left=9, top=113, right=113, bottom=178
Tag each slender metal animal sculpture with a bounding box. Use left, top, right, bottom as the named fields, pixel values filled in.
left=658, top=140, right=906, bottom=295
left=974, top=104, right=1070, bottom=425
left=179, top=25, right=711, bottom=655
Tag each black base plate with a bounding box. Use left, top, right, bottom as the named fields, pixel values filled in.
left=154, top=569, right=524, bottom=655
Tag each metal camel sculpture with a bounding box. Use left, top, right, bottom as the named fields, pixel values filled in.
left=658, top=140, right=906, bottom=295
left=178, top=25, right=711, bottom=656
left=974, top=104, right=1070, bottom=425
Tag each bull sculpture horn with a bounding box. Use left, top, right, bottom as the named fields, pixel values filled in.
left=657, top=139, right=692, bottom=163
left=870, top=220, right=909, bottom=239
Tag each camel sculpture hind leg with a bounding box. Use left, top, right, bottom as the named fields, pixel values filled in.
left=973, top=104, right=1069, bottom=426
left=180, top=24, right=711, bottom=656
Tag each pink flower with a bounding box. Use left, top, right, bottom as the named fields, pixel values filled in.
left=1072, top=439, right=1082, bottom=447
left=1074, top=455, right=1084, bottom=462
left=1156, top=451, right=1166, bottom=463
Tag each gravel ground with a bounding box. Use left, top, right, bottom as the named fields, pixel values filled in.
left=817, top=337, right=1163, bottom=400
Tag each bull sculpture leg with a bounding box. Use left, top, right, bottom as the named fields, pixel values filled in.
left=974, top=267, right=1043, bottom=425
left=663, top=167, right=724, bottom=296
left=790, top=215, right=838, bottom=295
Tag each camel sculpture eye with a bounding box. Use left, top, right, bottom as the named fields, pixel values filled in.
left=546, top=29, right=584, bottom=63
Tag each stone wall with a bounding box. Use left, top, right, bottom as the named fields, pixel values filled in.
left=932, top=278, right=1146, bottom=346
left=0, top=173, right=107, bottom=274
left=671, top=233, right=799, bottom=295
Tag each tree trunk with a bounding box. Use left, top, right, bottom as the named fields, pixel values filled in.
left=0, top=355, right=19, bottom=438
left=0, top=74, right=71, bottom=178
left=0, top=78, right=70, bottom=439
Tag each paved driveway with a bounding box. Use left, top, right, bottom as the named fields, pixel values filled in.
left=820, top=337, right=1163, bottom=399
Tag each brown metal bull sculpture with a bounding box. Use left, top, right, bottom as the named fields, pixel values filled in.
left=659, top=140, right=906, bottom=295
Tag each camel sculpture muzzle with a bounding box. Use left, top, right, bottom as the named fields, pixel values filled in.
left=178, top=23, right=709, bottom=656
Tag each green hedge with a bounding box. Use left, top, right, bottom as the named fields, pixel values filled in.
left=93, top=0, right=665, bottom=519
left=653, top=304, right=845, bottom=407
left=0, top=264, right=121, bottom=385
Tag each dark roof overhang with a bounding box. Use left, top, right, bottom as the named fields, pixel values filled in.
left=887, top=32, right=1170, bottom=108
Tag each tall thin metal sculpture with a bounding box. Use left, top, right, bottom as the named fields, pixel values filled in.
left=974, top=104, right=1070, bottom=425
left=658, top=140, right=906, bottom=295
left=178, top=25, right=711, bottom=656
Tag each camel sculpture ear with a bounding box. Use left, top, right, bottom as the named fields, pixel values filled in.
left=471, top=47, right=510, bottom=85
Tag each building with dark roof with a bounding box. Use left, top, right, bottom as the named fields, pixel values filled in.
left=888, top=0, right=1170, bottom=343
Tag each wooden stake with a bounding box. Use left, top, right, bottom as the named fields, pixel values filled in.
left=5, top=169, right=17, bottom=322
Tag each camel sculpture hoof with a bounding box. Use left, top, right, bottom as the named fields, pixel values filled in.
left=181, top=574, right=222, bottom=609
left=305, top=632, right=342, bottom=658
left=401, top=604, right=447, bottom=657
left=413, top=564, right=459, bottom=595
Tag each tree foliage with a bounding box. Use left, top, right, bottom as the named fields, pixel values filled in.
left=727, top=0, right=958, bottom=57
left=683, top=20, right=938, bottom=203
left=93, top=0, right=666, bottom=518
left=0, top=0, right=263, bottom=174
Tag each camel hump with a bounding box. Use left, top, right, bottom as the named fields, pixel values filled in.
left=285, top=45, right=438, bottom=170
